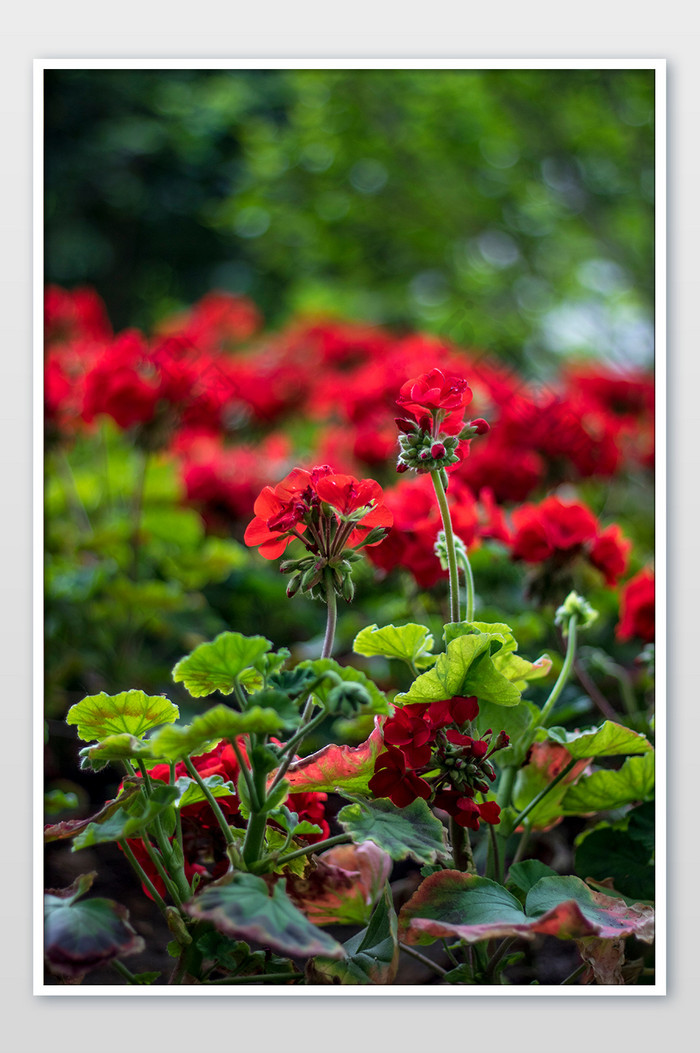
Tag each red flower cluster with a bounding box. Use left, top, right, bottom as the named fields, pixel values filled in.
left=368, top=697, right=505, bottom=831
left=509, top=496, right=631, bottom=586
left=616, top=567, right=655, bottom=643
left=245, top=466, right=393, bottom=561
left=124, top=739, right=328, bottom=899
left=397, top=367, right=473, bottom=432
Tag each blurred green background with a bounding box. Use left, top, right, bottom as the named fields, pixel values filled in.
left=44, top=67, right=655, bottom=369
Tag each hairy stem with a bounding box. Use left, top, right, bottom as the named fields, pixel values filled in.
left=431, top=470, right=461, bottom=624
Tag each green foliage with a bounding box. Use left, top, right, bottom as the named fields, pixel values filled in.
left=562, top=753, right=655, bottom=813
left=337, top=797, right=448, bottom=865
left=172, top=631, right=273, bottom=697
left=353, top=622, right=435, bottom=669
left=297, top=657, right=389, bottom=714
left=185, top=872, right=345, bottom=959
left=150, top=703, right=285, bottom=761
left=545, top=721, right=653, bottom=758
left=71, top=783, right=178, bottom=849
left=66, top=690, right=179, bottom=742
left=308, top=885, right=399, bottom=984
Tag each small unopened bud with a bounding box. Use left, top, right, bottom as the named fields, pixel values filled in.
left=555, top=590, right=598, bottom=632
left=301, top=563, right=325, bottom=590
left=419, top=449, right=432, bottom=460
left=362, top=526, right=390, bottom=546
left=469, top=418, right=490, bottom=435
left=286, top=572, right=302, bottom=598
left=395, top=416, right=420, bottom=435
left=430, top=442, right=446, bottom=458
left=342, top=575, right=355, bottom=602
left=396, top=462, right=410, bottom=473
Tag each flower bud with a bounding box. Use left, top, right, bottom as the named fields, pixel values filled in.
left=342, top=575, right=355, bottom=603
left=395, top=416, right=420, bottom=435
left=286, top=572, right=303, bottom=598
left=469, top=418, right=490, bottom=435
left=430, top=442, right=446, bottom=459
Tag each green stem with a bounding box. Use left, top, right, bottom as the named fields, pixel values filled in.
left=510, top=824, right=531, bottom=868
left=431, top=470, right=461, bottom=624
left=486, top=822, right=501, bottom=883
left=241, top=753, right=270, bottom=867
left=457, top=548, right=475, bottom=623
left=139, top=836, right=184, bottom=910
left=112, top=959, right=139, bottom=984
left=399, top=942, right=448, bottom=978
left=118, top=838, right=169, bottom=915
left=56, top=448, right=92, bottom=533
left=321, top=568, right=338, bottom=659
left=533, top=614, right=578, bottom=732
left=486, top=936, right=517, bottom=980
left=183, top=756, right=236, bottom=846
left=510, top=758, right=578, bottom=829
left=273, top=833, right=350, bottom=868
left=498, top=766, right=517, bottom=810
left=449, top=816, right=475, bottom=873
left=230, top=737, right=259, bottom=811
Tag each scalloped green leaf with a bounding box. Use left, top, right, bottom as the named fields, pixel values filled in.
left=172, top=631, right=273, bottom=697
left=353, top=623, right=434, bottom=667
left=72, top=783, right=179, bottom=849
left=45, top=786, right=141, bottom=843
left=66, top=691, right=179, bottom=743
left=173, top=774, right=237, bottom=810
left=562, top=752, right=655, bottom=814
left=185, top=872, right=344, bottom=959
left=396, top=632, right=522, bottom=707
left=297, top=658, right=389, bottom=714
left=546, top=721, right=653, bottom=759
left=307, top=884, right=399, bottom=984
left=150, top=704, right=285, bottom=762
left=45, top=885, right=145, bottom=980
left=398, top=871, right=654, bottom=947
left=443, top=621, right=517, bottom=651
left=337, top=797, right=448, bottom=865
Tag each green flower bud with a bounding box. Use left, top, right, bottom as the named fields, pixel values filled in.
left=555, top=590, right=599, bottom=632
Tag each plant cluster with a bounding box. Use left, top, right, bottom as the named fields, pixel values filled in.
left=44, top=291, right=655, bottom=987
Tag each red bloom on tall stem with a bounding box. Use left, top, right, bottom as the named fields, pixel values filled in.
left=397, top=367, right=473, bottom=421
left=616, top=568, right=655, bottom=643
left=243, top=468, right=312, bottom=559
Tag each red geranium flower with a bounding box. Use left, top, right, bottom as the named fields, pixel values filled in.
left=590, top=525, right=632, bottom=587
left=243, top=468, right=312, bottom=559
left=616, top=568, right=655, bottom=643
left=313, top=473, right=393, bottom=547
left=368, top=747, right=432, bottom=808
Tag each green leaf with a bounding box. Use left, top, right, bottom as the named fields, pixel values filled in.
left=185, top=872, right=344, bottom=959
left=297, top=658, right=389, bottom=714
left=443, top=621, right=517, bottom=651
left=173, top=774, right=237, bottom=810
left=246, top=688, right=300, bottom=728
left=66, top=690, right=179, bottom=743
left=285, top=841, right=392, bottom=925
left=45, top=878, right=145, bottom=980
left=507, top=861, right=559, bottom=902
left=284, top=720, right=386, bottom=794
left=307, top=885, right=399, bottom=984
left=474, top=700, right=536, bottom=766
left=172, top=631, right=273, bottom=697
left=546, top=721, right=653, bottom=759
left=337, top=797, right=448, bottom=865
left=353, top=623, right=434, bottom=668
left=562, top=753, right=655, bottom=814
left=78, top=733, right=160, bottom=772
left=150, top=704, right=285, bottom=762
left=395, top=632, right=522, bottom=708
left=574, top=823, right=654, bottom=902
left=398, top=871, right=655, bottom=947
left=72, top=783, right=179, bottom=849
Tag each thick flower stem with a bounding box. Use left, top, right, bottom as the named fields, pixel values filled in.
left=183, top=756, right=236, bottom=847
left=241, top=756, right=271, bottom=868
left=457, top=548, right=475, bottom=623
left=431, top=470, right=461, bottom=624
left=321, top=568, right=338, bottom=659
left=118, top=838, right=169, bottom=916
left=449, top=816, right=475, bottom=873
left=534, top=614, right=578, bottom=731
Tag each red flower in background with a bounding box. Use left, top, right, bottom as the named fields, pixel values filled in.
left=590, top=525, right=633, bottom=587
left=123, top=740, right=328, bottom=900
left=617, top=568, right=655, bottom=643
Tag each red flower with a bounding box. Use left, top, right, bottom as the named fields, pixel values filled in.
left=243, top=468, right=312, bottom=559
left=397, top=367, right=473, bottom=433
left=432, top=790, right=501, bottom=830
left=368, top=747, right=432, bottom=808
left=382, top=705, right=433, bottom=768
left=616, top=568, right=655, bottom=643
left=313, top=473, right=393, bottom=547
left=510, top=504, right=554, bottom=563
left=589, top=525, right=632, bottom=587
left=538, top=497, right=598, bottom=550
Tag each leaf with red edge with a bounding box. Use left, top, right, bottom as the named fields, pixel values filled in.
left=44, top=785, right=140, bottom=842
left=398, top=871, right=654, bottom=948
left=282, top=718, right=385, bottom=794
left=185, top=872, right=344, bottom=960
left=286, top=842, right=393, bottom=926
left=306, top=885, right=399, bottom=985
left=45, top=877, right=145, bottom=981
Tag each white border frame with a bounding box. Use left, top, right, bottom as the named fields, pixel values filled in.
left=33, top=57, right=666, bottom=997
